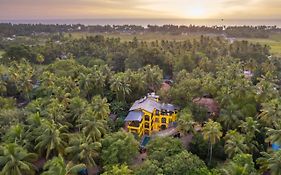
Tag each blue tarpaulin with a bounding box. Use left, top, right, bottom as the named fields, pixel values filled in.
left=272, top=143, right=280, bottom=151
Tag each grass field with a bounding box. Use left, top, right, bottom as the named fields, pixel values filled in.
left=238, top=33, right=281, bottom=56
left=69, top=32, right=202, bottom=41
left=69, top=32, right=281, bottom=56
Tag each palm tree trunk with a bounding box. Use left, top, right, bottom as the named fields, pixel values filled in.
left=209, top=142, right=213, bottom=166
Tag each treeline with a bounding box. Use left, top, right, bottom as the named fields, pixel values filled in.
left=1, top=35, right=270, bottom=78
left=0, top=23, right=280, bottom=38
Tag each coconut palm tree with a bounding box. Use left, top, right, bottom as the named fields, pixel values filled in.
left=78, top=72, right=92, bottom=99
left=8, top=60, right=34, bottom=100
left=177, top=109, right=195, bottom=135
left=266, top=120, right=281, bottom=145
left=110, top=73, right=131, bottom=101
left=65, top=134, right=101, bottom=167
left=239, top=117, right=260, bottom=140
left=45, top=98, right=66, bottom=123
left=257, top=150, right=281, bottom=175
left=141, top=65, right=163, bottom=91
left=66, top=97, right=87, bottom=125
left=202, top=119, right=222, bottom=165
left=79, top=68, right=106, bottom=99
left=221, top=154, right=256, bottom=175
left=224, top=130, right=249, bottom=158
left=77, top=109, right=107, bottom=142
left=219, top=102, right=242, bottom=130
left=102, top=164, right=132, bottom=175
left=42, top=154, right=86, bottom=175
left=3, top=124, right=30, bottom=148
left=0, top=143, right=38, bottom=175
left=259, top=98, right=281, bottom=126
left=35, top=119, right=68, bottom=159
left=239, top=117, right=260, bottom=153
left=91, top=95, right=110, bottom=120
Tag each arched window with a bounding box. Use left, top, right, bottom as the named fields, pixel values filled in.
left=145, top=123, right=149, bottom=128
left=161, top=117, right=166, bottom=123
left=145, top=115, right=150, bottom=121
left=161, top=125, right=167, bottom=130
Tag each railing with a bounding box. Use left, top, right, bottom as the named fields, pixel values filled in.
left=128, top=122, right=142, bottom=129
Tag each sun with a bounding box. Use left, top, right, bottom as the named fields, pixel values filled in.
left=185, top=6, right=208, bottom=18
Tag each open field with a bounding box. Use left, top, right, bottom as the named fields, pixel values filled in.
left=238, top=33, right=281, bottom=56
left=69, top=32, right=281, bottom=56
left=69, top=32, right=202, bottom=41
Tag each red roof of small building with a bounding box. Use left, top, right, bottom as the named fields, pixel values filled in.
left=192, top=97, right=220, bottom=116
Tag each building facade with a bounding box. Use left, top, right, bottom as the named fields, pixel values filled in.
left=125, top=93, right=178, bottom=137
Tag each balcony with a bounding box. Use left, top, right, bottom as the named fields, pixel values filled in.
left=128, top=121, right=142, bottom=128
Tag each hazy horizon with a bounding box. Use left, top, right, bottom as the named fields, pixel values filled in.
left=1, top=18, right=281, bottom=27
left=1, top=0, right=281, bottom=20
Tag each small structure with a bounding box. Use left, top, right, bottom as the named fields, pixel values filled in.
left=125, top=93, right=178, bottom=137
left=243, top=70, right=253, bottom=79
left=160, top=82, right=171, bottom=92
left=192, top=97, right=220, bottom=117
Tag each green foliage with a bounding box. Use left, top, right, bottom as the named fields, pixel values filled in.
left=101, top=130, right=138, bottom=165
left=146, top=137, right=184, bottom=162
left=163, top=151, right=210, bottom=175
left=3, top=45, right=36, bottom=63
left=134, top=160, right=163, bottom=175
left=102, top=164, right=133, bottom=175
left=224, top=130, right=249, bottom=158
left=0, top=143, right=37, bottom=175
left=77, top=108, right=107, bottom=142
left=42, top=154, right=86, bottom=175
left=0, top=29, right=281, bottom=174
left=189, top=133, right=226, bottom=163
left=90, top=95, right=110, bottom=120
left=35, top=119, right=68, bottom=159
left=257, top=150, right=281, bottom=175
left=221, top=154, right=257, bottom=175
left=259, top=98, right=281, bottom=126
left=202, top=119, right=223, bottom=165
left=176, top=108, right=195, bottom=135
left=266, top=120, right=281, bottom=145
left=65, top=134, right=101, bottom=167
left=8, top=60, right=35, bottom=99
left=46, top=59, right=86, bottom=78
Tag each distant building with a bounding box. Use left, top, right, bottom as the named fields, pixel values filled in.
left=160, top=82, right=171, bottom=92
left=243, top=70, right=253, bottom=79
left=192, top=97, right=220, bottom=117
left=125, top=93, right=178, bottom=136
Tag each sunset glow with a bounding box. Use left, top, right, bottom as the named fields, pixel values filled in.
left=0, top=0, right=280, bottom=19
left=187, top=6, right=208, bottom=18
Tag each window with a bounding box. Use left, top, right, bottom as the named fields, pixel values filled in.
left=161, top=117, right=166, bottom=123
left=145, top=115, right=150, bottom=121
left=161, top=125, right=167, bottom=130
left=155, top=110, right=160, bottom=115
left=155, top=118, right=159, bottom=123
left=129, top=121, right=140, bottom=127
left=145, top=123, right=149, bottom=128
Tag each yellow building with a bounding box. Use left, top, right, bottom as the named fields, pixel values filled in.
left=125, top=93, right=178, bottom=137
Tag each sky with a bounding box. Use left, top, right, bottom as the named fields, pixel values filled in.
left=0, top=0, right=280, bottom=20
